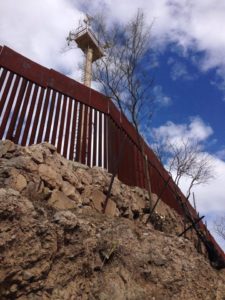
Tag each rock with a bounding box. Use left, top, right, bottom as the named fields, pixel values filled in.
left=61, top=181, right=82, bottom=204
left=48, top=190, right=77, bottom=210
left=61, top=166, right=79, bottom=186
left=23, top=270, right=34, bottom=281
left=91, top=190, right=105, bottom=212
left=12, top=173, right=27, bottom=191
left=25, top=179, right=43, bottom=199
left=41, top=142, right=57, bottom=153
left=5, top=156, right=38, bottom=172
left=0, top=188, right=34, bottom=219
left=71, top=161, right=89, bottom=170
left=4, top=169, right=27, bottom=192
left=120, top=206, right=133, bottom=219
left=149, top=252, right=167, bottom=266
left=104, top=199, right=119, bottom=217
left=82, top=198, right=91, bottom=205
left=38, top=164, right=62, bottom=189
left=88, top=167, right=109, bottom=186
left=27, top=147, right=44, bottom=164
left=76, top=168, right=92, bottom=186
left=10, top=284, right=18, bottom=293
left=61, top=181, right=76, bottom=197
left=70, top=191, right=82, bottom=204
left=110, top=178, right=122, bottom=197
left=42, top=186, right=52, bottom=199
left=53, top=211, right=79, bottom=229
left=0, top=139, right=16, bottom=157
left=81, top=186, right=93, bottom=205
left=131, top=193, right=146, bottom=212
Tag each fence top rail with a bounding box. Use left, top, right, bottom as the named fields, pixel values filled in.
left=0, top=45, right=49, bottom=87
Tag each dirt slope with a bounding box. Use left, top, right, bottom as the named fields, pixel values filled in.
left=0, top=140, right=224, bottom=300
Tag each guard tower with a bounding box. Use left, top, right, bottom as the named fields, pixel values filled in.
left=67, top=15, right=104, bottom=87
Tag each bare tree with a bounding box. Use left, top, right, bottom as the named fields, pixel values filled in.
left=214, top=216, right=225, bottom=241
left=93, top=10, right=154, bottom=123
left=153, top=138, right=214, bottom=199
left=92, top=10, right=155, bottom=209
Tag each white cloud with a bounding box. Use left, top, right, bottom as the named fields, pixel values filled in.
left=168, top=58, right=197, bottom=81
left=77, top=0, right=225, bottom=89
left=153, top=118, right=225, bottom=250
left=152, top=116, right=213, bottom=146
left=177, top=156, right=225, bottom=214
left=205, top=213, right=225, bottom=253
left=78, top=1, right=225, bottom=61
left=210, top=68, right=225, bottom=100
left=0, top=0, right=84, bottom=80
left=178, top=155, right=225, bottom=251
left=152, top=117, right=216, bottom=203
left=152, top=85, right=172, bottom=107
left=2, top=0, right=225, bottom=87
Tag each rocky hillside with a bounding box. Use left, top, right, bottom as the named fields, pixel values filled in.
left=0, top=140, right=224, bottom=300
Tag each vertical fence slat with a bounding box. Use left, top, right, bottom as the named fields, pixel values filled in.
left=75, top=103, right=83, bottom=162
left=133, top=144, right=138, bottom=187
left=127, top=137, right=132, bottom=186
left=51, top=93, right=62, bottom=146
left=118, top=130, right=126, bottom=184
left=37, top=88, right=51, bottom=143
left=138, top=148, right=142, bottom=188
left=6, top=79, right=28, bottom=140
left=110, top=120, right=116, bottom=173
left=131, top=141, right=137, bottom=186
left=45, top=90, right=56, bottom=142
left=114, top=123, right=120, bottom=179
left=104, top=114, right=108, bottom=170
left=63, top=97, right=72, bottom=158
left=21, top=84, right=39, bottom=145
left=128, top=138, right=133, bottom=186
left=0, top=76, right=20, bottom=138
left=87, top=107, right=92, bottom=166
left=107, top=117, right=113, bottom=173
left=110, top=119, right=116, bottom=174
left=0, top=68, right=7, bottom=91
left=81, top=104, right=88, bottom=164
left=124, top=136, right=130, bottom=185
left=98, top=112, right=102, bottom=167
left=0, top=72, right=14, bottom=116
left=69, top=101, right=78, bottom=160
left=57, top=95, right=67, bottom=154
left=13, top=81, right=33, bottom=144
left=29, top=87, right=45, bottom=145
left=138, top=149, right=144, bottom=188
left=92, top=109, right=98, bottom=166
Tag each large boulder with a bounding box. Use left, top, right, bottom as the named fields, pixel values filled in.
left=38, top=164, right=62, bottom=189
left=48, top=190, right=77, bottom=210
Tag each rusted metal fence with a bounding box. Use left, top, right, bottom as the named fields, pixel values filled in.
left=0, top=46, right=145, bottom=189
left=0, top=45, right=224, bottom=263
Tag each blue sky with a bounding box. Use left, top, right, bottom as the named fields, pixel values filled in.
left=152, top=45, right=225, bottom=150
left=0, top=0, right=224, bottom=250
